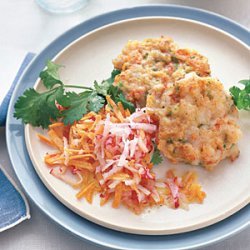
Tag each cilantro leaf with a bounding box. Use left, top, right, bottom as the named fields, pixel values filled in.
left=151, top=145, right=163, bottom=165
left=108, top=84, right=120, bottom=98
left=62, top=91, right=105, bottom=125
left=94, top=69, right=135, bottom=113
left=230, top=79, right=250, bottom=110
left=112, top=90, right=135, bottom=113
left=62, top=91, right=91, bottom=125
left=116, top=92, right=135, bottom=113
left=108, top=85, right=135, bottom=113
left=94, top=80, right=110, bottom=96
left=239, top=79, right=250, bottom=86
left=239, top=79, right=250, bottom=93
left=94, top=69, right=121, bottom=96
left=110, top=69, right=121, bottom=83
left=56, top=91, right=71, bottom=107
left=39, top=61, right=63, bottom=89
left=14, top=61, right=135, bottom=128
left=14, top=86, right=64, bottom=128
left=88, top=92, right=105, bottom=112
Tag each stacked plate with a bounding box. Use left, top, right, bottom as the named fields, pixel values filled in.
left=6, top=5, right=250, bottom=250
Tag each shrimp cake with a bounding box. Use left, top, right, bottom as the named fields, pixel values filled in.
left=113, top=37, right=210, bottom=107
left=146, top=73, right=241, bottom=170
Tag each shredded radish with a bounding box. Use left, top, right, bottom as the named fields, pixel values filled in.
left=136, top=190, right=145, bottom=203
left=78, top=149, right=84, bottom=154
left=123, top=164, right=138, bottom=173
left=108, top=180, right=121, bottom=189
left=151, top=188, right=161, bottom=203
left=130, top=123, right=156, bottom=131
left=155, top=182, right=166, bottom=188
left=103, top=122, right=156, bottom=131
left=138, top=137, right=148, bottom=153
left=118, top=140, right=130, bottom=167
left=137, top=185, right=151, bottom=196
left=102, top=160, right=116, bottom=172
left=166, top=178, right=180, bottom=208
left=102, top=113, right=111, bottom=138
left=63, top=136, right=69, bottom=166
left=129, top=137, right=138, bottom=157
left=72, top=138, right=81, bottom=146
left=94, top=108, right=158, bottom=203
left=124, top=179, right=135, bottom=186
left=166, top=179, right=179, bottom=198
left=128, top=107, right=150, bottom=122
left=102, top=165, right=121, bottom=180
left=99, top=179, right=105, bottom=185
left=51, top=167, right=83, bottom=186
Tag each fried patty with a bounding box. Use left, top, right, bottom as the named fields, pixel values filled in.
left=146, top=73, right=241, bottom=170
left=113, top=37, right=210, bottom=107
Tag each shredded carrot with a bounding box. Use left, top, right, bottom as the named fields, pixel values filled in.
left=69, top=160, right=95, bottom=172
left=49, top=122, right=64, bottom=129
left=37, top=134, right=55, bottom=147
left=112, top=183, right=124, bottom=208
left=76, top=180, right=96, bottom=199
left=68, top=154, right=96, bottom=160
left=48, top=129, right=64, bottom=150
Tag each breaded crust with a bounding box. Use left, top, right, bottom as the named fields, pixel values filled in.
left=146, top=73, right=241, bottom=170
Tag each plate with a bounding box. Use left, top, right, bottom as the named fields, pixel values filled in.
left=24, top=16, right=250, bottom=235
left=6, top=5, right=250, bottom=249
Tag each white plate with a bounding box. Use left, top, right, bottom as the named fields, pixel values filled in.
left=25, top=17, right=250, bottom=235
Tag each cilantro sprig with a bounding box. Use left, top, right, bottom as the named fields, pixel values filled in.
left=151, top=144, right=163, bottom=165
left=39, top=60, right=63, bottom=89
left=229, top=79, right=250, bottom=110
left=14, top=61, right=135, bottom=128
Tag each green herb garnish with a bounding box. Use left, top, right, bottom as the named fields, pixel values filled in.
left=39, top=60, right=63, bottom=89
left=230, top=79, right=250, bottom=110
left=151, top=144, right=163, bottom=165
left=171, top=56, right=179, bottom=64
left=178, top=138, right=188, bottom=143
left=167, top=138, right=174, bottom=144
left=14, top=61, right=135, bottom=128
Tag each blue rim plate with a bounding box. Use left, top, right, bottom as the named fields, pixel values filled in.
left=6, top=5, right=250, bottom=250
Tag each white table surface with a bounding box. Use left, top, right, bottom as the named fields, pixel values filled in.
left=0, top=0, right=249, bottom=249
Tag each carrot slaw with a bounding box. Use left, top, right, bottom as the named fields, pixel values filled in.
left=38, top=96, right=205, bottom=214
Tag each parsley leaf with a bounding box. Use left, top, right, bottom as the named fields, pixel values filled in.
left=230, top=79, right=250, bottom=110
left=151, top=145, right=163, bottom=165
left=14, top=86, right=64, bottom=128
left=39, top=61, right=63, bottom=89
